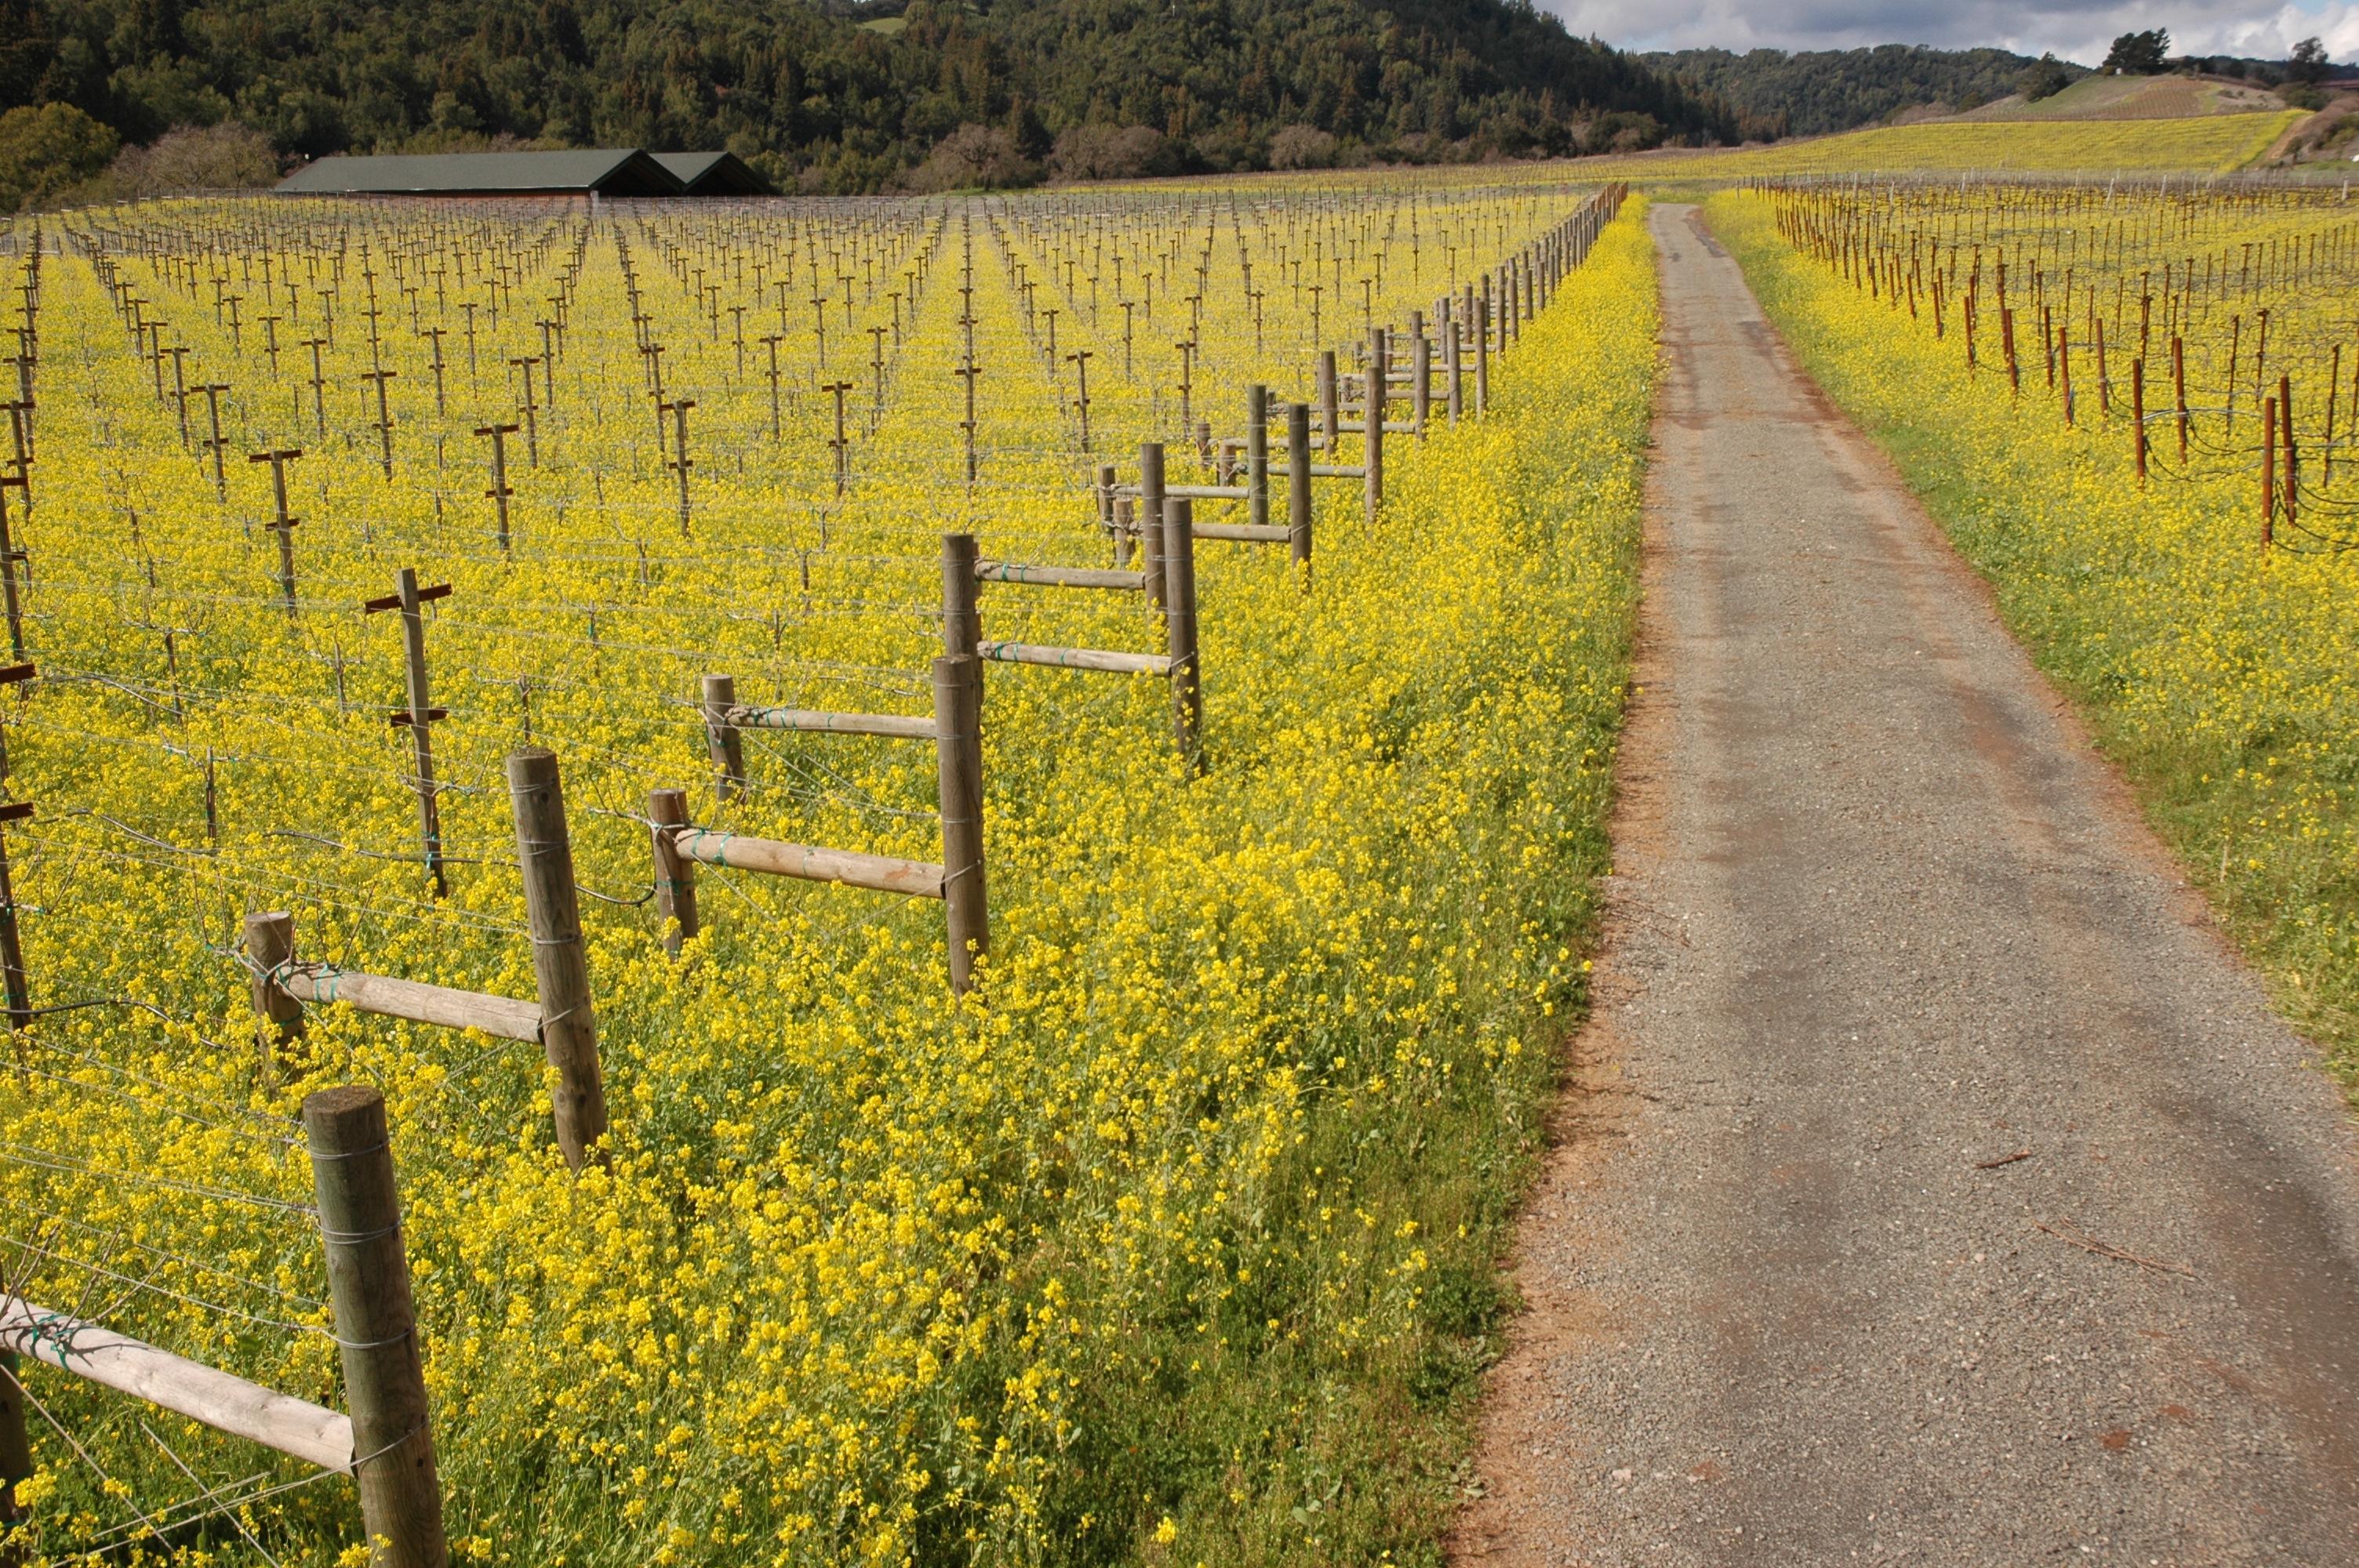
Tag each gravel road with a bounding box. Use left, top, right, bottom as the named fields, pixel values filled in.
left=1449, top=202, right=2359, bottom=1566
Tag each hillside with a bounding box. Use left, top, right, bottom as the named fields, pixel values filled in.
left=0, top=0, right=1755, bottom=193
left=1642, top=45, right=2081, bottom=138
left=1957, top=73, right=2291, bottom=120
left=1577, top=105, right=2306, bottom=180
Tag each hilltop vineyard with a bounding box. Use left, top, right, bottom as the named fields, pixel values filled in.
left=0, top=176, right=1652, bottom=1565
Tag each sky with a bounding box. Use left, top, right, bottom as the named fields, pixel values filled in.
left=1536, top=0, right=2359, bottom=67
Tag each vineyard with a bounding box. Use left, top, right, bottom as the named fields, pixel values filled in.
left=1590, top=108, right=2308, bottom=182
left=1710, top=175, right=2359, bottom=1080
left=0, top=172, right=1653, bottom=1565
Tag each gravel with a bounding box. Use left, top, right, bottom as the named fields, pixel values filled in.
left=1448, top=203, right=2359, bottom=1567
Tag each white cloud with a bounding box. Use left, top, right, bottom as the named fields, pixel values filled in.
left=1539, top=0, right=2359, bottom=68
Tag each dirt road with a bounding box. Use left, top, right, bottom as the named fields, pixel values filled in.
left=1452, top=203, right=2359, bottom=1566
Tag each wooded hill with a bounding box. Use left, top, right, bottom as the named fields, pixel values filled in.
left=1642, top=45, right=2085, bottom=139
left=0, top=0, right=1760, bottom=192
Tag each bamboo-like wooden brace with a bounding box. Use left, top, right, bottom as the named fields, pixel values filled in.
left=664, top=826, right=945, bottom=898
left=728, top=705, right=939, bottom=739
left=976, top=641, right=1172, bottom=677
left=1194, top=522, right=1289, bottom=543
left=1, top=1297, right=355, bottom=1474
left=268, top=961, right=543, bottom=1042
left=973, top=561, right=1146, bottom=591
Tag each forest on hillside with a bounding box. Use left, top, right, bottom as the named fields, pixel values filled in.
left=0, top=0, right=1761, bottom=194
left=1643, top=45, right=2083, bottom=138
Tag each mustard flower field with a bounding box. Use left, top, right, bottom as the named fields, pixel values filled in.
left=0, top=177, right=1655, bottom=1566
left=1710, top=180, right=2359, bottom=1082
left=1587, top=109, right=2306, bottom=184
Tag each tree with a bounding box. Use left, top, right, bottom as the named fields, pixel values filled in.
left=107, top=121, right=279, bottom=194
left=1646, top=45, right=2067, bottom=140
left=2103, top=31, right=2170, bottom=76
left=2288, top=38, right=2330, bottom=85
left=0, top=0, right=56, bottom=110
left=0, top=0, right=1754, bottom=192
left=907, top=123, right=1036, bottom=191
left=0, top=100, right=116, bottom=209
left=1049, top=124, right=1177, bottom=182
left=2019, top=53, right=2070, bottom=101
left=1267, top=124, right=1336, bottom=169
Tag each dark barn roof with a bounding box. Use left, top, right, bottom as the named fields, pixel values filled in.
left=277, top=149, right=689, bottom=197
left=650, top=151, right=773, bottom=195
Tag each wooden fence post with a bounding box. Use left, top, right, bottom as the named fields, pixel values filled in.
left=242, top=909, right=306, bottom=1073
left=700, top=674, right=744, bottom=804
left=1245, top=383, right=1269, bottom=531
left=303, top=1085, right=447, bottom=1568
left=506, top=750, right=606, bottom=1171
left=647, top=787, right=696, bottom=956
left=940, top=532, right=980, bottom=655
left=2132, top=359, right=2146, bottom=485
left=2280, top=373, right=2297, bottom=530
left=670, top=397, right=694, bottom=536
left=474, top=424, right=517, bottom=552
left=1365, top=329, right=1386, bottom=526
left=1317, top=353, right=1339, bottom=452
left=373, top=570, right=449, bottom=898
left=932, top=653, right=987, bottom=993
left=248, top=448, right=304, bottom=624
left=1475, top=292, right=1489, bottom=415
left=2262, top=394, right=2277, bottom=549
left=1164, top=498, right=1202, bottom=773
left=1288, top=401, right=1312, bottom=579
left=1138, top=443, right=1166, bottom=611
left=2172, top=336, right=2188, bottom=462
left=1409, top=310, right=1430, bottom=437
left=0, top=479, right=24, bottom=657
left=2, top=1339, right=27, bottom=1548
left=1445, top=318, right=1462, bottom=426
left=0, top=797, right=30, bottom=1034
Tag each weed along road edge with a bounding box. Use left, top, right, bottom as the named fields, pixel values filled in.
left=1453, top=203, right=2359, bottom=1564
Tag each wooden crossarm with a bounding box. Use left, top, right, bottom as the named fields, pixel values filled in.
left=725, top=706, right=936, bottom=739
left=976, top=641, right=1172, bottom=677
left=973, top=561, right=1147, bottom=590
left=664, top=828, right=944, bottom=898
left=2, top=1297, right=354, bottom=1473
left=274, top=963, right=541, bottom=1042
